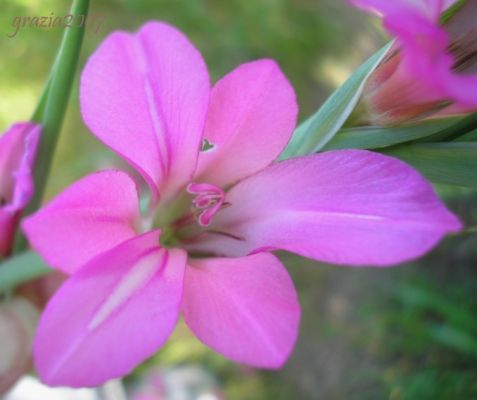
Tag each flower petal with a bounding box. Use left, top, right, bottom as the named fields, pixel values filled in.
left=195, top=59, right=298, bottom=187
left=383, top=8, right=477, bottom=109
left=352, top=0, right=477, bottom=120
left=22, top=171, right=140, bottom=274
left=0, top=211, right=16, bottom=258
left=0, top=122, right=40, bottom=257
left=33, top=231, right=186, bottom=387
left=80, top=21, right=210, bottom=200
left=182, top=253, right=300, bottom=368
left=349, top=0, right=447, bottom=20
left=0, top=122, right=40, bottom=210
left=188, top=150, right=461, bottom=266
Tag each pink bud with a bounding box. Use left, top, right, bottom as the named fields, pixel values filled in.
left=0, top=123, right=40, bottom=257
left=353, top=0, right=477, bottom=125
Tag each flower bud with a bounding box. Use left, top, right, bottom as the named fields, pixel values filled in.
left=354, top=0, right=477, bottom=125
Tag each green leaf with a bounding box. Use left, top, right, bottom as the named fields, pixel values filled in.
left=441, top=0, right=467, bottom=24
left=384, top=142, right=477, bottom=188
left=416, top=112, right=477, bottom=143
left=280, top=42, right=392, bottom=159
left=13, top=0, right=89, bottom=253
left=0, top=251, right=51, bottom=292
left=397, top=283, right=477, bottom=333
left=430, top=324, right=477, bottom=358
left=29, top=0, right=89, bottom=210
left=454, top=128, right=477, bottom=142
left=323, top=117, right=460, bottom=151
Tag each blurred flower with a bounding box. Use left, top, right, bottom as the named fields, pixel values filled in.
left=0, top=298, right=39, bottom=395
left=0, top=123, right=40, bottom=257
left=351, top=0, right=477, bottom=124
left=23, top=21, right=460, bottom=387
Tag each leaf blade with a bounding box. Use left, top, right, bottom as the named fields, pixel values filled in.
left=280, top=42, right=392, bottom=159
left=324, top=118, right=461, bottom=151
left=385, top=142, right=477, bottom=188
left=0, top=251, right=51, bottom=292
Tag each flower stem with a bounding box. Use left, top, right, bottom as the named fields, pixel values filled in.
left=13, top=0, right=90, bottom=253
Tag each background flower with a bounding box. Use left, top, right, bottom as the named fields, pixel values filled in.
left=351, top=0, right=477, bottom=124
left=0, top=122, right=40, bottom=258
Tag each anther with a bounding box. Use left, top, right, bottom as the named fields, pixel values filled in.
left=187, top=183, right=227, bottom=227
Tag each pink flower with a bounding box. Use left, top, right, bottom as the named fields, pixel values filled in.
left=0, top=122, right=40, bottom=258
left=351, top=0, right=477, bottom=124
left=23, top=22, right=461, bottom=387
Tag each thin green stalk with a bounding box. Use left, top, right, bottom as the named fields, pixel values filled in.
left=13, top=0, right=90, bottom=252
left=31, top=76, right=52, bottom=123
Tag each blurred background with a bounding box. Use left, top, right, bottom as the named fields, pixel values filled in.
left=1, top=0, right=476, bottom=399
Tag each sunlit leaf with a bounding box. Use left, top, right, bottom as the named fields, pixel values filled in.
left=280, top=42, right=392, bottom=159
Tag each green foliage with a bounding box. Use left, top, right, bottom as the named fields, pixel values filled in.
left=385, top=143, right=477, bottom=188
left=378, top=277, right=477, bottom=399
left=280, top=42, right=392, bottom=159
left=0, top=251, right=51, bottom=292
left=323, top=118, right=460, bottom=151
left=13, top=0, right=89, bottom=252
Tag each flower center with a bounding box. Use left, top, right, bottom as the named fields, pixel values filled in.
left=187, top=182, right=227, bottom=226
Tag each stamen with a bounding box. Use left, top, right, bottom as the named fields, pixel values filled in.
left=0, top=197, right=6, bottom=207
left=187, top=183, right=227, bottom=227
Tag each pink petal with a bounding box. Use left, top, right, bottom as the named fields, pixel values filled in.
left=349, top=0, right=447, bottom=21
left=182, top=253, right=300, bottom=368
left=361, top=17, right=455, bottom=124
left=188, top=150, right=461, bottom=267
left=22, top=171, right=140, bottom=274
left=34, top=231, right=186, bottom=387
left=0, top=210, right=16, bottom=258
left=353, top=0, right=477, bottom=117
left=80, top=21, right=210, bottom=201
left=383, top=10, right=477, bottom=109
left=0, top=122, right=40, bottom=257
left=0, top=122, right=40, bottom=210
left=195, top=59, right=298, bottom=187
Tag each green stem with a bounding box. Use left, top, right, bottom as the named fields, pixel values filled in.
left=13, top=0, right=90, bottom=253
left=31, top=72, right=53, bottom=123
left=0, top=251, right=51, bottom=293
